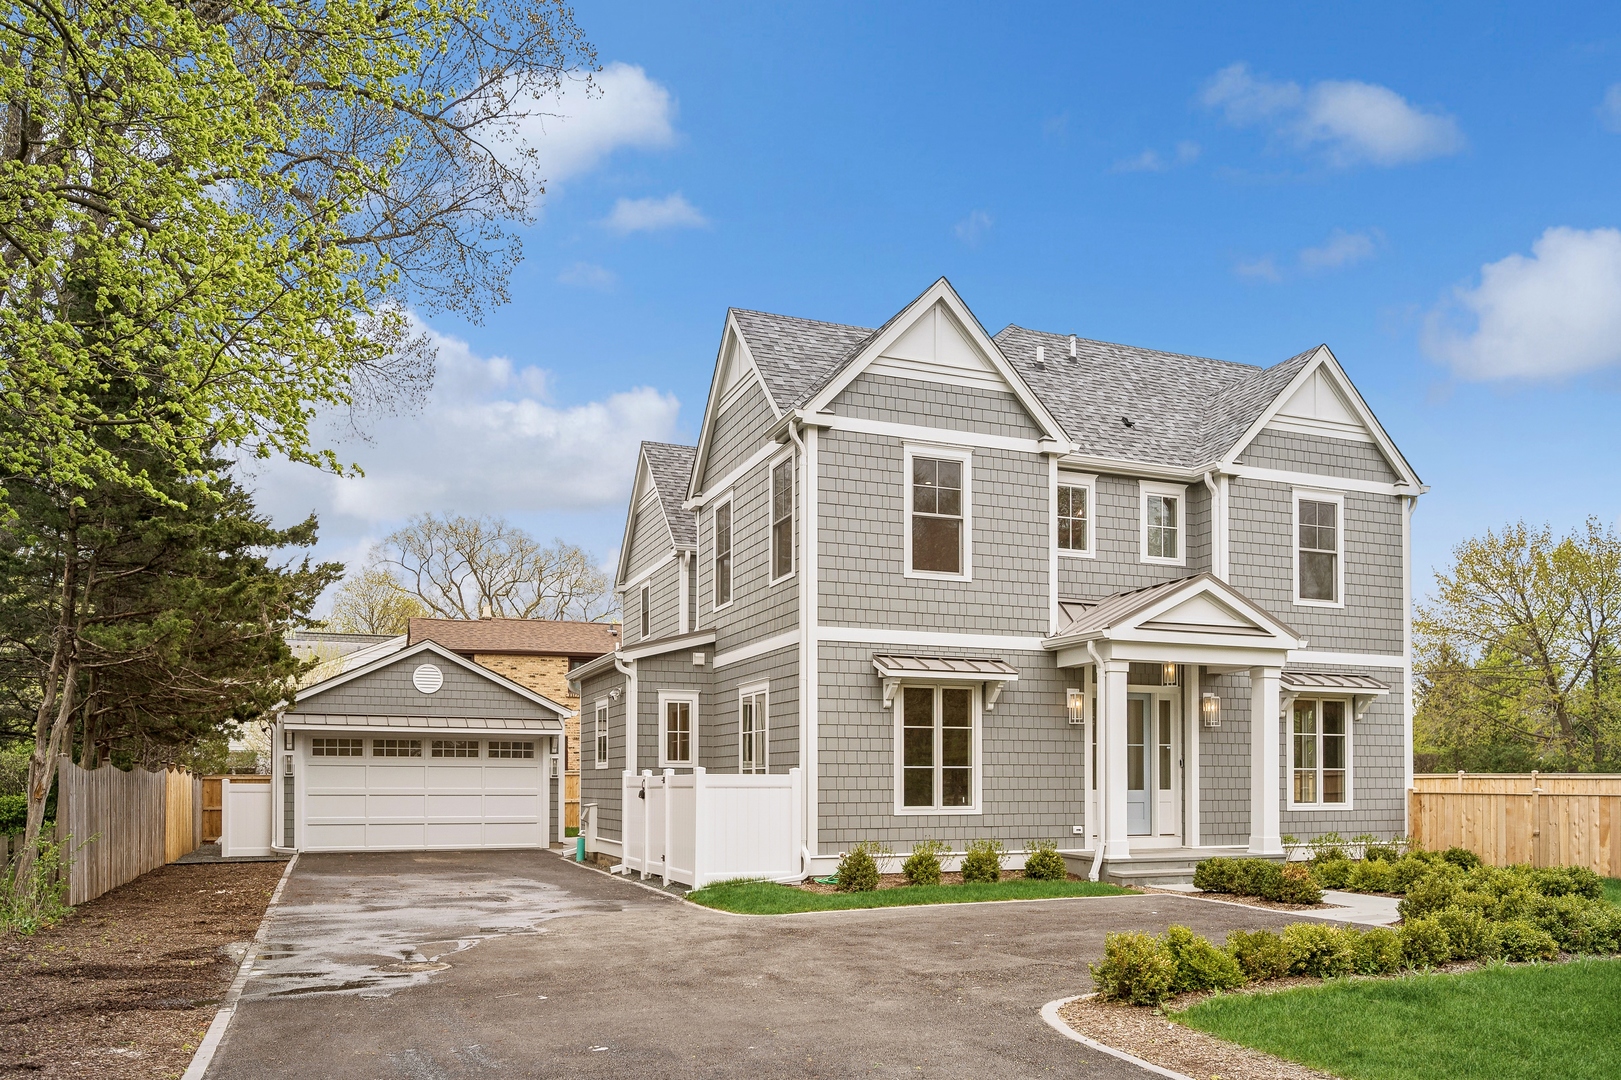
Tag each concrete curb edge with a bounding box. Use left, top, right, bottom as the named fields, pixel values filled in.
left=1038, top=993, right=1198, bottom=1080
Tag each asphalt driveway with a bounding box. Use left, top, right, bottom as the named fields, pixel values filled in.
left=207, top=851, right=1299, bottom=1079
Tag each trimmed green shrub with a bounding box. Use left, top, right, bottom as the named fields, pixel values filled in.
left=835, top=843, right=881, bottom=892
left=1400, top=915, right=1452, bottom=967
left=1274, top=863, right=1325, bottom=904
left=1163, top=925, right=1246, bottom=993
left=1496, top=919, right=1559, bottom=962
left=902, top=840, right=945, bottom=887
left=1346, top=858, right=1397, bottom=893
left=1192, top=857, right=1237, bottom=893
left=1363, top=842, right=1399, bottom=863
left=1022, top=839, right=1068, bottom=882
left=1532, top=865, right=1605, bottom=901
left=1312, top=857, right=1353, bottom=890
left=1526, top=894, right=1595, bottom=951
left=1436, top=907, right=1499, bottom=961
left=1391, top=854, right=1439, bottom=893
left=960, top=838, right=1005, bottom=884
left=1399, top=872, right=1462, bottom=920
left=1354, top=927, right=1405, bottom=974
left=1442, top=846, right=1482, bottom=871
left=1091, top=931, right=1178, bottom=1005
left=1308, top=832, right=1348, bottom=863
left=1283, top=922, right=1356, bottom=978
left=1192, top=857, right=1319, bottom=903
left=1225, top=928, right=1291, bottom=981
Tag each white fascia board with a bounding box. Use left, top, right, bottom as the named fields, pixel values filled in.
left=800, top=278, right=1074, bottom=451
left=688, top=312, right=782, bottom=503
left=615, top=451, right=658, bottom=587
left=1226, top=464, right=1410, bottom=498
left=282, top=718, right=565, bottom=734
left=1052, top=640, right=1292, bottom=670
left=686, top=437, right=782, bottom=510
left=1286, top=649, right=1407, bottom=669
left=617, top=629, right=718, bottom=662
left=807, top=412, right=1052, bottom=455
left=290, top=639, right=573, bottom=718
left=713, top=630, right=798, bottom=669
left=817, top=625, right=1048, bottom=652
left=620, top=549, right=678, bottom=592
left=1125, top=577, right=1304, bottom=647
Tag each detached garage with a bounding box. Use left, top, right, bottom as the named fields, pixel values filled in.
left=273, top=641, right=569, bottom=852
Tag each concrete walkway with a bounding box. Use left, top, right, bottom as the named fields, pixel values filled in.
left=206, top=851, right=1308, bottom=1079
left=1156, top=883, right=1402, bottom=926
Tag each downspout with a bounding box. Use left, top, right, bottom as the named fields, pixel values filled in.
left=1086, top=639, right=1107, bottom=882
left=1202, top=471, right=1224, bottom=580
left=614, top=655, right=637, bottom=778
left=784, top=419, right=811, bottom=873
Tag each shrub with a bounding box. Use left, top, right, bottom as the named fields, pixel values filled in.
left=1363, top=841, right=1399, bottom=863
left=1312, top=857, right=1353, bottom=890
left=960, top=838, right=1005, bottom=884
left=1526, top=894, right=1595, bottom=952
left=1390, top=854, right=1438, bottom=893
left=1532, top=865, right=1605, bottom=901
left=1225, top=928, right=1291, bottom=981
left=1022, top=839, right=1068, bottom=881
left=902, top=840, right=945, bottom=887
left=0, top=794, right=24, bottom=834
left=1091, top=931, right=1178, bottom=1005
left=1283, top=922, right=1356, bottom=978
left=1400, top=916, right=1452, bottom=967
left=1192, top=857, right=1237, bottom=893
left=835, top=843, right=881, bottom=892
left=1308, top=832, right=1348, bottom=863
left=1346, top=859, right=1396, bottom=894
left=1398, top=872, right=1461, bottom=920
left=1436, top=907, right=1499, bottom=961
left=1163, top=925, right=1246, bottom=993
left=1272, top=863, right=1325, bottom=905
left=1496, top=919, right=1560, bottom=962
left=0, top=834, right=73, bottom=934
left=1354, top=927, right=1404, bottom=975
left=1441, top=846, right=1482, bottom=871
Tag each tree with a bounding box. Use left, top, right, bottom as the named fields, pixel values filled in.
left=373, top=513, right=614, bottom=621
left=1415, top=519, right=1621, bottom=772
left=328, top=568, right=428, bottom=635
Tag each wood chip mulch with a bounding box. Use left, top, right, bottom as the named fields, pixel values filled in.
left=1144, top=887, right=1333, bottom=913
left=1060, top=993, right=1337, bottom=1080
left=1, top=859, right=286, bottom=1078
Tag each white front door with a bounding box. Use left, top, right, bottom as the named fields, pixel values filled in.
left=1126, top=695, right=1151, bottom=834
left=1126, top=693, right=1181, bottom=839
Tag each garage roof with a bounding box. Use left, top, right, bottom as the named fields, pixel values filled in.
left=283, top=713, right=561, bottom=732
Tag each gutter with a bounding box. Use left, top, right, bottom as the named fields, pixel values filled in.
left=614, top=655, right=638, bottom=779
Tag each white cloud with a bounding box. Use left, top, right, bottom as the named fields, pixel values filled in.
left=1202, top=63, right=1464, bottom=166
left=603, top=193, right=707, bottom=234
left=1111, top=142, right=1200, bottom=174
left=557, top=261, right=617, bottom=289
left=1423, top=226, right=1621, bottom=380
left=954, top=209, right=994, bottom=247
left=1233, top=255, right=1282, bottom=282
left=1600, top=84, right=1621, bottom=133
left=507, top=62, right=677, bottom=185
left=1299, top=228, right=1380, bottom=271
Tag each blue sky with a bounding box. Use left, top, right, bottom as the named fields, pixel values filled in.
left=252, top=3, right=1621, bottom=608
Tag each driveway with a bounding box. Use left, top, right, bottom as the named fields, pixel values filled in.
left=207, top=851, right=1300, bottom=1079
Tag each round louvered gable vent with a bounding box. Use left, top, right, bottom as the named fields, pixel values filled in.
left=412, top=663, right=444, bottom=694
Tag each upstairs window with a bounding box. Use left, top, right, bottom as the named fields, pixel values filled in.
left=713, top=500, right=733, bottom=608
left=1140, top=482, right=1185, bottom=565
left=1057, top=474, right=1094, bottom=556
left=906, top=447, right=970, bottom=578
left=771, top=458, right=794, bottom=581
left=639, top=584, right=650, bottom=638
left=1291, top=699, right=1349, bottom=806
left=1296, top=494, right=1342, bottom=605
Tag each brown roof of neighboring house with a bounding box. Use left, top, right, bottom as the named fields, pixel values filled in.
left=407, top=617, right=620, bottom=658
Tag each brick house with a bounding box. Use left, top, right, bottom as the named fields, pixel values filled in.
left=570, top=278, right=1424, bottom=884
left=409, top=617, right=620, bottom=830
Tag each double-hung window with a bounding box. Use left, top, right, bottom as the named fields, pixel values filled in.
left=1295, top=493, right=1343, bottom=605
left=1291, top=699, right=1349, bottom=806
left=713, top=500, right=733, bottom=608
left=1139, top=481, right=1185, bottom=565
left=1057, top=472, right=1094, bottom=557
left=770, top=458, right=794, bottom=581
left=639, top=584, right=650, bottom=638
left=740, top=685, right=767, bottom=774
left=897, top=685, right=978, bottom=812
left=906, top=447, right=970, bottom=578
left=594, top=701, right=609, bottom=768
left=660, top=692, right=696, bottom=767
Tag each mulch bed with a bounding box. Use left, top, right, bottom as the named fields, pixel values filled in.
left=1061, top=993, right=1335, bottom=1080
left=1144, top=887, right=1333, bottom=912
left=1, top=860, right=285, bottom=1078
left=798, top=869, right=1067, bottom=893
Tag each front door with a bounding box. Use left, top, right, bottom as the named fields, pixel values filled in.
left=1126, top=695, right=1151, bottom=834
left=1126, top=692, right=1181, bottom=838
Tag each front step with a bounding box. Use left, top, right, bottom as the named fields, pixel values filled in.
left=1061, top=847, right=1278, bottom=888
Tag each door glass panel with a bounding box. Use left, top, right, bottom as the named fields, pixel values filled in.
left=1127, top=699, right=1145, bottom=791
left=1157, top=701, right=1173, bottom=791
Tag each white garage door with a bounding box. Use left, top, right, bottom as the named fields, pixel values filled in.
left=300, top=735, right=548, bottom=851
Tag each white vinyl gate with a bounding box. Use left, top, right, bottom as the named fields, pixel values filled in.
left=622, top=767, right=802, bottom=887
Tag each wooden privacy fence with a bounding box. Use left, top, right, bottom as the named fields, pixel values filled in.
left=1409, top=772, right=1621, bottom=876
left=53, top=757, right=203, bottom=906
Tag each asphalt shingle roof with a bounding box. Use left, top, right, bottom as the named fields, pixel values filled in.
left=729, top=309, right=875, bottom=411
left=407, top=618, right=620, bottom=657
left=641, top=442, right=698, bottom=548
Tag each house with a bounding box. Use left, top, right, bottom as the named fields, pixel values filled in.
left=570, top=278, right=1424, bottom=885
left=407, top=617, right=621, bottom=831
left=270, top=640, right=570, bottom=851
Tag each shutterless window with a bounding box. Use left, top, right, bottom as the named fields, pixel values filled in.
left=431, top=740, right=480, bottom=758
left=372, top=739, right=421, bottom=757
left=901, top=686, right=974, bottom=809
left=594, top=702, right=609, bottom=768
left=639, top=584, right=649, bottom=637
left=1292, top=699, right=1347, bottom=805
left=713, top=502, right=732, bottom=606
left=771, top=458, right=793, bottom=580
left=1146, top=494, right=1179, bottom=560
left=911, top=457, right=963, bottom=574
left=487, top=741, right=534, bottom=759
left=740, top=688, right=767, bottom=774
left=311, top=738, right=363, bottom=757
left=665, top=699, right=692, bottom=765
left=1058, top=483, right=1089, bottom=552
left=1298, top=499, right=1339, bottom=602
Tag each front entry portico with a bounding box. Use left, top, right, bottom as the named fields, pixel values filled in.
left=1047, top=574, right=1307, bottom=874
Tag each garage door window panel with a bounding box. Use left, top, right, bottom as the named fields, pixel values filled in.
left=432, top=740, right=481, bottom=758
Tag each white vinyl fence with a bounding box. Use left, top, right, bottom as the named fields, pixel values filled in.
left=220, top=776, right=274, bottom=857
left=622, top=767, right=802, bottom=887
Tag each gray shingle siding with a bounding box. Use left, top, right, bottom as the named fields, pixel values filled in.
left=635, top=653, right=708, bottom=773
left=626, top=491, right=673, bottom=576
left=291, top=654, right=561, bottom=720
left=697, top=447, right=799, bottom=653
left=706, top=644, right=800, bottom=774
left=702, top=379, right=776, bottom=490
left=1058, top=476, right=1212, bottom=600
left=622, top=555, right=681, bottom=647
left=577, top=668, right=626, bottom=841
left=1239, top=429, right=1398, bottom=484
left=835, top=372, right=1043, bottom=440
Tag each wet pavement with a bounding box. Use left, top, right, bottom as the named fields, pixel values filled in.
left=207, top=850, right=1302, bottom=1079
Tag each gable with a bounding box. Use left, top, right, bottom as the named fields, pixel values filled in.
left=291, top=649, right=565, bottom=720
left=1266, top=366, right=1374, bottom=444
left=1140, top=593, right=1268, bottom=636
left=869, top=300, right=1009, bottom=392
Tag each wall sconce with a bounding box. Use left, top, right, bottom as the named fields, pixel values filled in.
left=1163, top=662, right=1178, bottom=685
left=608, top=687, right=622, bottom=702
left=284, top=728, right=293, bottom=751
left=1066, top=689, right=1086, bottom=725
left=1201, top=692, right=1221, bottom=729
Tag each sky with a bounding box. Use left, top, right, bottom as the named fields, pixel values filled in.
left=247, top=2, right=1621, bottom=613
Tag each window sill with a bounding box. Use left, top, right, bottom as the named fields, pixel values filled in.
left=892, top=805, right=983, bottom=816
left=1139, top=555, right=1185, bottom=567
left=1286, top=803, right=1354, bottom=812
left=1057, top=548, right=1096, bottom=560
left=768, top=570, right=797, bottom=588
left=903, top=568, right=973, bottom=582
left=711, top=600, right=735, bottom=614
left=1293, top=597, right=1346, bottom=609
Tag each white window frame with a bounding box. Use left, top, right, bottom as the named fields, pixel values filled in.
left=658, top=690, right=699, bottom=768
left=768, top=450, right=796, bottom=586
left=1139, top=480, right=1187, bottom=567
left=739, top=681, right=768, bottom=774
left=902, top=443, right=973, bottom=582
left=1056, top=471, right=1096, bottom=559
left=711, top=494, right=734, bottom=611
left=1292, top=489, right=1346, bottom=609
left=891, top=682, right=983, bottom=815
left=1288, top=697, right=1353, bottom=810
left=639, top=583, right=650, bottom=638
left=593, top=700, right=610, bottom=769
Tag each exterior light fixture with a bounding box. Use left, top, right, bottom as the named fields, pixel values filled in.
left=1163, top=662, right=1178, bottom=685
left=1201, top=692, right=1221, bottom=729
left=1066, top=689, right=1086, bottom=725
left=284, top=728, right=293, bottom=751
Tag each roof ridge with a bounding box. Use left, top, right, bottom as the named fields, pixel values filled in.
left=999, top=324, right=1262, bottom=373
left=730, top=307, right=874, bottom=333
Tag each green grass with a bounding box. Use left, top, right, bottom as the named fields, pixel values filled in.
left=564, top=826, right=579, bottom=838
left=1176, top=958, right=1621, bottom=1080
left=686, top=877, right=1131, bottom=914
left=1603, top=877, right=1621, bottom=907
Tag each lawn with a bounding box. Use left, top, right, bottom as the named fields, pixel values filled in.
left=1604, top=877, right=1621, bottom=907
left=686, top=877, right=1131, bottom=914
left=1176, top=958, right=1621, bottom=1080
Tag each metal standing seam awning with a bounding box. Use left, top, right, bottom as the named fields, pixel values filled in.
left=872, top=655, right=1019, bottom=710
left=1280, top=671, right=1391, bottom=720
left=280, top=713, right=564, bottom=734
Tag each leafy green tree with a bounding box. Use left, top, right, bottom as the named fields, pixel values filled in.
left=328, top=567, right=428, bottom=636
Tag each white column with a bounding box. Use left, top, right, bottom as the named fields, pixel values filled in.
left=1103, top=660, right=1131, bottom=860
left=1248, top=665, right=1283, bottom=856
left=1187, top=666, right=1201, bottom=849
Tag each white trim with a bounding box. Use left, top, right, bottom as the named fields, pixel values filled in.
left=617, top=629, right=718, bottom=662
left=1138, top=480, right=1187, bottom=567
left=891, top=682, right=984, bottom=816
left=710, top=493, right=735, bottom=612
left=688, top=438, right=781, bottom=509
left=1286, top=695, right=1354, bottom=811
left=805, top=412, right=1050, bottom=455
left=1228, top=463, right=1408, bottom=497
left=803, top=426, right=820, bottom=869
left=713, top=630, right=798, bottom=669
left=677, top=551, right=690, bottom=635
left=1286, top=649, right=1405, bottom=669
left=620, top=549, right=677, bottom=592
left=1402, top=494, right=1415, bottom=802
left=1292, top=488, right=1346, bottom=609
left=819, top=625, right=1046, bottom=651
left=1056, top=470, right=1097, bottom=560
left=768, top=446, right=797, bottom=586
left=687, top=315, right=783, bottom=502
left=739, top=681, right=769, bottom=774
left=290, top=639, right=571, bottom=717
left=1048, top=458, right=1060, bottom=634
left=593, top=699, right=610, bottom=769
left=1038, top=996, right=1198, bottom=1080
left=1265, top=414, right=1376, bottom=444
left=657, top=690, right=699, bottom=769
left=903, top=442, right=973, bottom=581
